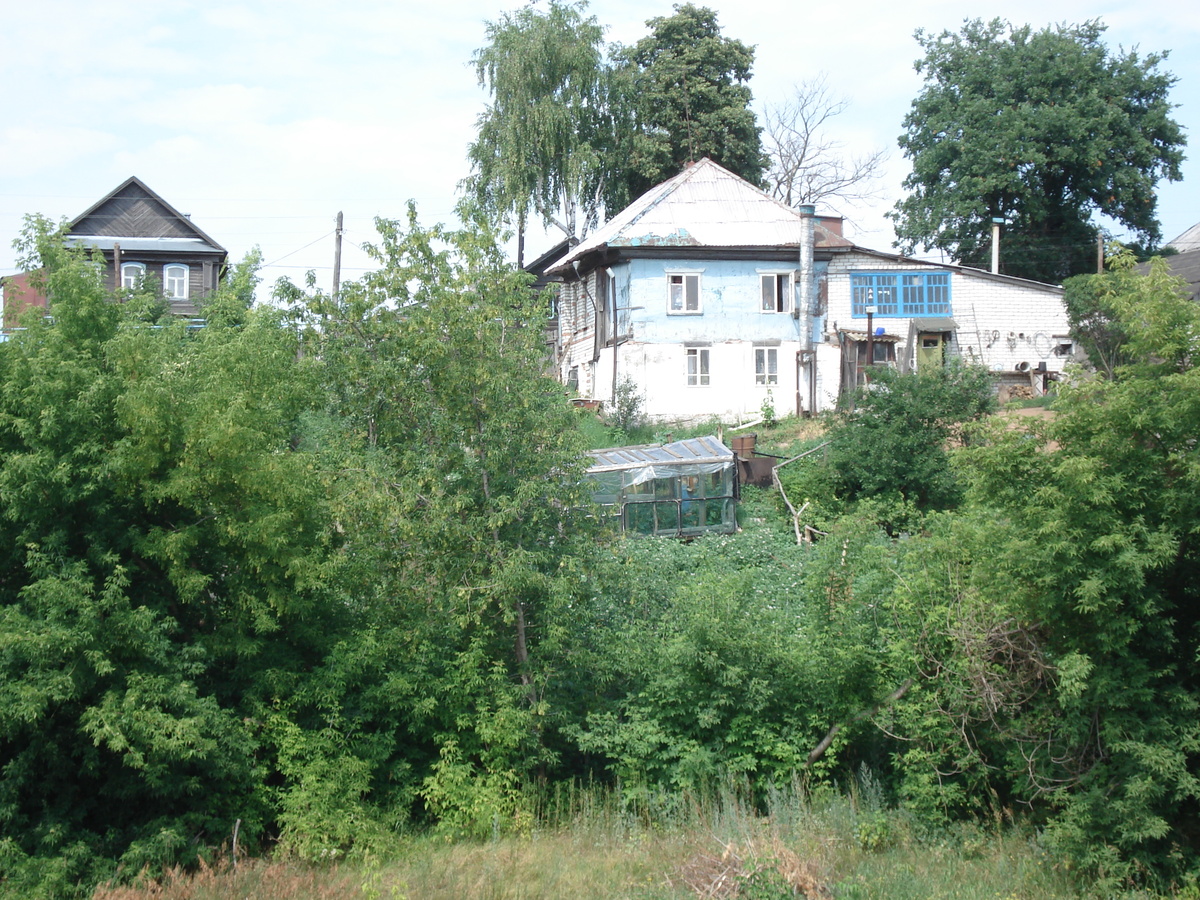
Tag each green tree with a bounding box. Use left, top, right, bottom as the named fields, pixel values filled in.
left=1063, top=247, right=1190, bottom=380
left=887, top=265, right=1200, bottom=887
left=464, top=0, right=620, bottom=252
left=817, top=362, right=994, bottom=516
left=612, top=3, right=765, bottom=202
left=0, top=218, right=348, bottom=893
left=891, top=19, right=1184, bottom=284
left=279, top=206, right=602, bottom=837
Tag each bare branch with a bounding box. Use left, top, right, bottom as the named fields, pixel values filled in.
left=762, top=74, right=888, bottom=208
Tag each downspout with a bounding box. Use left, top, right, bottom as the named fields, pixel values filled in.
left=611, top=270, right=619, bottom=406
left=797, top=205, right=815, bottom=416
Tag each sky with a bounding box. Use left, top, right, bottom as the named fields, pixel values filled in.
left=1, top=1, right=1197, bottom=300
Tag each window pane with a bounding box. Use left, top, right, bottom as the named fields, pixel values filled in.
left=165, top=265, right=188, bottom=299
left=685, top=275, right=699, bottom=311
left=761, top=275, right=774, bottom=311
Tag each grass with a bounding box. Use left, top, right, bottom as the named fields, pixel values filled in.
left=93, top=784, right=1086, bottom=900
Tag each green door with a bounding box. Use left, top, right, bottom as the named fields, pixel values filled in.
left=917, top=332, right=945, bottom=370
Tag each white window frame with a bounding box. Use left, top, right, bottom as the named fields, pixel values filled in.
left=164, top=264, right=189, bottom=300
left=121, top=262, right=146, bottom=290
left=759, top=272, right=793, bottom=314
left=754, top=346, right=778, bottom=385
left=686, top=347, right=710, bottom=386
left=667, top=272, right=702, bottom=315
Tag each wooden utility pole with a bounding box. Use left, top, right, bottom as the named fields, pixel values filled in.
left=332, top=211, right=344, bottom=298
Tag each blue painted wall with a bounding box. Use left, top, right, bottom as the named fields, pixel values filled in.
left=620, top=257, right=828, bottom=343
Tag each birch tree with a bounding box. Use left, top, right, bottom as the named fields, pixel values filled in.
left=464, top=0, right=619, bottom=252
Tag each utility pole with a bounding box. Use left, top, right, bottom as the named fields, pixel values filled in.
left=332, top=211, right=344, bottom=298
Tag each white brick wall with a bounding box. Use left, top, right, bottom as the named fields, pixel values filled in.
left=823, top=253, right=1073, bottom=398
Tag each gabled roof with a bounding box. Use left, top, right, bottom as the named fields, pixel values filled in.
left=1168, top=222, right=1200, bottom=254
left=547, top=158, right=851, bottom=275
left=67, top=176, right=226, bottom=254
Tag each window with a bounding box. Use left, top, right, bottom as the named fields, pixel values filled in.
left=754, top=347, right=778, bottom=384
left=851, top=272, right=951, bottom=318
left=760, top=273, right=792, bottom=313
left=668, top=273, right=701, bottom=314
left=686, top=347, right=710, bottom=386
left=121, top=262, right=146, bottom=289
left=164, top=264, right=189, bottom=299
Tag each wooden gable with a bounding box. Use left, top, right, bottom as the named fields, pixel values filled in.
left=70, top=176, right=225, bottom=251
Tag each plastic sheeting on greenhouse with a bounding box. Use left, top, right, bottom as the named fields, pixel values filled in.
left=586, top=435, right=738, bottom=537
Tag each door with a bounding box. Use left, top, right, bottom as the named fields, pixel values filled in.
left=917, top=332, right=946, bottom=370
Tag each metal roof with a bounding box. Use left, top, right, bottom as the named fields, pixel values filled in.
left=65, top=236, right=223, bottom=255
left=1168, top=222, right=1200, bottom=254
left=547, top=158, right=852, bottom=275
left=841, top=331, right=902, bottom=343
left=911, top=317, right=958, bottom=331
left=587, top=434, right=734, bottom=473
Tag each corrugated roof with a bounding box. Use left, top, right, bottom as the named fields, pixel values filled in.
left=548, top=158, right=851, bottom=275
left=587, top=434, right=733, bottom=473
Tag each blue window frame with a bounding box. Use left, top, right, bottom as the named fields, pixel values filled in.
left=851, top=272, right=951, bottom=318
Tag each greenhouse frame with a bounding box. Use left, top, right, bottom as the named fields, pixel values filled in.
left=586, top=435, right=739, bottom=537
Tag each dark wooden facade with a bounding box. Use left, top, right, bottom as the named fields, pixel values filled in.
left=66, top=177, right=228, bottom=317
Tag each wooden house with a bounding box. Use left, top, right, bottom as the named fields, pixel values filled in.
left=66, top=176, right=228, bottom=317
left=3, top=177, right=228, bottom=325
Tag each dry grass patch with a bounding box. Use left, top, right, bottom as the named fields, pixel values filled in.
left=93, top=857, right=362, bottom=900
left=672, top=835, right=831, bottom=898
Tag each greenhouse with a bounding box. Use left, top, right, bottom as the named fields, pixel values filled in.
left=586, top=435, right=739, bottom=537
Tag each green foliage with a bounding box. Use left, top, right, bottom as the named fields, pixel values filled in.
left=612, top=3, right=766, bottom=202
left=465, top=0, right=618, bottom=241
left=280, top=206, right=603, bottom=839
left=606, top=374, right=645, bottom=435
left=572, top=524, right=890, bottom=796
left=891, top=18, right=1184, bottom=283
left=884, top=269, right=1200, bottom=887
left=781, top=363, right=994, bottom=529
left=0, top=221, right=347, bottom=893
left=18, top=196, right=1200, bottom=893
left=1064, top=248, right=1194, bottom=380
left=759, top=389, right=777, bottom=429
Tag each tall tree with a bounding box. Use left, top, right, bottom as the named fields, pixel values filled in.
left=890, top=19, right=1184, bottom=284
left=613, top=3, right=765, bottom=202
left=464, top=0, right=619, bottom=251
left=762, top=75, right=888, bottom=208
left=0, top=218, right=348, bottom=891
left=279, top=206, right=601, bottom=837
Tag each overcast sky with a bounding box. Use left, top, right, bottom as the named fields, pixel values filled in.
left=2, top=1, right=1196, bottom=298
